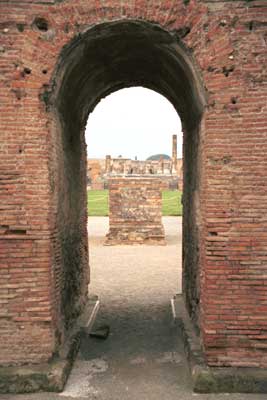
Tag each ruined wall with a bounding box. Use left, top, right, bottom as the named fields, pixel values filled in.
left=0, top=0, right=267, bottom=369
left=87, top=157, right=183, bottom=189
left=106, top=177, right=166, bottom=245
left=87, top=159, right=105, bottom=189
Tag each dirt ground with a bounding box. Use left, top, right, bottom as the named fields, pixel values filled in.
left=3, top=217, right=266, bottom=400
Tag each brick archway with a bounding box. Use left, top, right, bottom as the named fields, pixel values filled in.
left=1, top=0, right=267, bottom=393
left=50, top=18, right=205, bottom=342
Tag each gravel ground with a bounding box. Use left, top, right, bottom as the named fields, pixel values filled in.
left=3, top=217, right=266, bottom=400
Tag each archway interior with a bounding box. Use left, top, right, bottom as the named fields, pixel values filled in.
left=52, top=20, right=205, bottom=337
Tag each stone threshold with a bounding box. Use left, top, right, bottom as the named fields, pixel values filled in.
left=0, top=296, right=100, bottom=394
left=172, top=294, right=267, bottom=394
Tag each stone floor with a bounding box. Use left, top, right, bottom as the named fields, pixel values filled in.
left=3, top=217, right=266, bottom=400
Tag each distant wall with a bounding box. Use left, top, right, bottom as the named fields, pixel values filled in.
left=87, top=158, right=183, bottom=190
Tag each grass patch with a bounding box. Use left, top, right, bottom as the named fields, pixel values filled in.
left=162, top=190, right=183, bottom=216
left=87, top=189, right=183, bottom=216
left=87, top=190, right=109, bottom=216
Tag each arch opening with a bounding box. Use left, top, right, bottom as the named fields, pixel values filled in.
left=49, top=20, right=206, bottom=340
left=85, top=87, right=183, bottom=161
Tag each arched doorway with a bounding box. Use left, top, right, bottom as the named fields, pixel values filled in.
left=49, top=20, right=205, bottom=345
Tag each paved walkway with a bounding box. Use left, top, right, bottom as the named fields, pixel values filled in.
left=88, top=216, right=183, bottom=302
left=4, top=217, right=266, bottom=400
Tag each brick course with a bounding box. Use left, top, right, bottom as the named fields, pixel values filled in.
left=0, top=0, right=267, bottom=370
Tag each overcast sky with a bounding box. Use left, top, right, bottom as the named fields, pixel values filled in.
left=85, top=87, right=183, bottom=161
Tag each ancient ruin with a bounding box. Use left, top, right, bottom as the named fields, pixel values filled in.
left=1, top=0, right=267, bottom=393
left=103, top=135, right=179, bottom=245
left=105, top=176, right=166, bottom=245
left=87, top=135, right=183, bottom=190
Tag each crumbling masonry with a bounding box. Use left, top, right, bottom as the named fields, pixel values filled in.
left=105, top=177, right=166, bottom=245
left=87, top=134, right=183, bottom=190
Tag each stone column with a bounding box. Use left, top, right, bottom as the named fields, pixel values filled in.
left=160, top=155, right=164, bottom=173
left=105, top=155, right=111, bottom=173
left=172, top=134, right=177, bottom=173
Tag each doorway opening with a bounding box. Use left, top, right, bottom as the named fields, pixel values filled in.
left=60, top=87, right=187, bottom=398
left=85, top=84, right=183, bottom=310
left=50, top=19, right=205, bottom=353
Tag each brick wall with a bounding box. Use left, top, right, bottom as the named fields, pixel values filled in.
left=0, top=0, right=267, bottom=368
left=105, top=176, right=166, bottom=245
